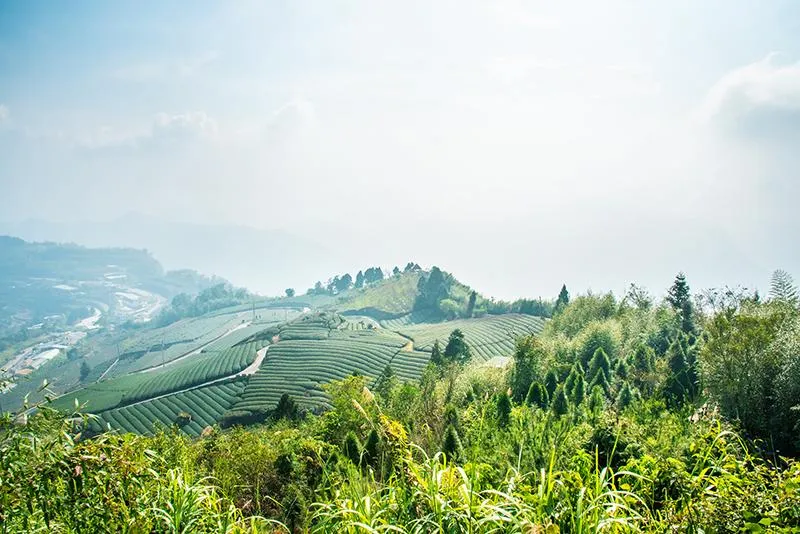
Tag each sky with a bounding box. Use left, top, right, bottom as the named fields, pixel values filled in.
left=2, top=1, right=800, bottom=299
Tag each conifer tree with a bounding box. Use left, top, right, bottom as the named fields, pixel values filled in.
left=664, top=338, right=691, bottom=407
left=442, top=424, right=464, bottom=462
left=526, top=381, right=549, bottom=409
left=545, top=369, right=559, bottom=399
left=588, top=348, right=612, bottom=386
left=343, top=431, right=362, bottom=466
left=466, top=291, right=477, bottom=318
left=430, top=340, right=444, bottom=366
left=588, top=385, right=605, bottom=413
left=363, top=429, right=381, bottom=468
left=444, top=329, right=471, bottom=363
left=496, top=391, right=512, bottom=428
left=617, top=382, right=635, bottom=410
left=552, top=386, right=570, bottom=417
left=573, top=373, right=586, bottom=406
left=443, top=403, right=461, bottom=433
left=555, top=284, right=570, bottom=314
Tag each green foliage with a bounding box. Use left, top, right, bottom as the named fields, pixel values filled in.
left=526, top=381, right=549, bottom=409
left=363, top=429, right=381, bottom=468
left=430, top=339, right=444, bottom=366
left=617, top=382, right=636, bottom=410
left=667, top=272, right=696, bottom=334
left=509, top=335, right=547, bottom=402
left=544, top=369, right=559, bottom=399
left=770, top=269, right=798, bottom=305
left=555, top=283, right=570, bottom=314
left=551, top=385, right=569, bottom=416
left=343, top=431, right=363, bottom=466
left=664, top=337, right=693, bottom=408
left=548, top=292, right=617, bottom=337
left=273, top=393, right=300, bottom=421
left=79, top=360, right=91, bottom=381
left=444, top=328, right=471, bottom=364
left=576, top=321, right=620, bottom=370
left=495, top=390, right=512, bottom=428
left=441, top=424, right=464, bottom=461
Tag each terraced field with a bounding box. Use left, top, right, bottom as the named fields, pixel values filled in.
left=234, top=319, right=419, bottom=412
left=51, top=341, right=263, bottom=412
left=393, top=314, right=546, bottom=361
left=96, top=378, right=247, bottom=437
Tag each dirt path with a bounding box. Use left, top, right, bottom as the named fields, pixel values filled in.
left=117, top=346, right=268, bottom=410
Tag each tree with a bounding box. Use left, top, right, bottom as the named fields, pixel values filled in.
left=544, top=370, right=558, bottom=399
left=587, top=348, right=612, bottom=388
left=354, top=270, right=365, bottom=289
left=80, top=361, right=91, bottom=381
left=363, top=429, right=381, bottom=468
left=442, top=424, right=464, bottom=462
left=616, top=383, right=635, bottom=410
left=430, top=340, right=444, bottom=366
left=770, top=269, right=798, bottom=306
left=374, top=365, right=396, bottom=400
left=572, top=373, right=586, bottom=406
left=392, top=266, right=401, bottom=276
left=335, top=273, right=353, bottom=293
left=444, top=329, right=471, bottom=363
left=414, top=266, right=451, bottom=315
left=588, top=385, right=605, bottom=413
left=343, top=432, right=362, bottom=466
left=555, top=284, right=570, bottom=314
left=509, top=335, right=546, bottom=402
left=577, top=324, right=618, bottom=369
left=466, top=291, right=477, bottom=318
left=664, top=338, right=692, bottom=408
left=273, top=393, right=299, bottom=421
left=285, top=288, right=295, bottom=298
left=667, top=272, right=695, bottom=334
left=496, top=391, right=512, bottom=428
left=526, top=381, right=549, bottom=409
left=66, top=348, right=80, bottom=361
left=551, top=386, right=569, bottom=416
left=404, top=262, right=415, bottom=272
left=443, top=403, right=461, bottom=433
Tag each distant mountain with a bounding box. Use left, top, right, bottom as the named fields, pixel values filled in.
left=0, top=214, right=331, bottom=295
left=0, top=236, right=222, bottom=336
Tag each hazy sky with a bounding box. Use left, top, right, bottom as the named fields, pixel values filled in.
left=2, top=1, right=800, bottom=299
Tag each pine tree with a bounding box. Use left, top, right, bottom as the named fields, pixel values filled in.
left=589, top=367, right=611, bottom=396
left=617, top=382, right=635, bottom=410
left=80, top=361, right=91, bottom=382
left=443, top=403, right=461, bottom=433
left=526, top=381, right=549, bottom=409
left=343, top=432, right=362, bottom=466
left=430, top=340, right=444, bottom=366
left=363, top=429, right=381, bottom=468
left=466, top=291, right=477, bottom=318
left=667, top=272, right=695, bottom=334
left=444, top=329, right=471, bottom=363
left=565, top=366, right=580, bottom=399
left=770, top=269, right=798, bottom=305
left=374, top=365, right=396, bottom=400
left=442, top=424, right=464, bottom=462
left=573, top=373, right=586, bottom=406
left=551, top=386, right=569, bottom=417
left=355, top=270, right=365, bottom=289
left=544, top=369, right=558, bottom=399
left=664, top=338, right=691, bottom=408
left=496, top=391, right=512, bottom=428
left=555, top=284, right=570, bottom=314
left=588, top=385, right=605, bottom=413
left=588, top=348, right=612, bottom=386
left=615, top=360, right=629, bottom=381
left=273, top=393, right=299, bottom=421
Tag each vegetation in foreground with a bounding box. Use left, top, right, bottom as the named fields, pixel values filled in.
left=4, top=272, right=800, bottom=532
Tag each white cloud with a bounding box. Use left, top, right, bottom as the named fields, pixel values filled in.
left=0, top=104, right=8, bottom=123
left=701, top=53, right=800, bottom=136
left=152, top=111, right=218, bottom=139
